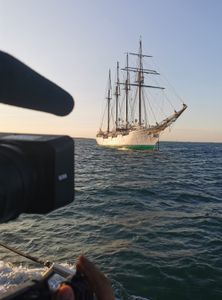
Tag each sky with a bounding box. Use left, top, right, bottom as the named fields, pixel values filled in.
left=0, top=0, right=221, bottom=142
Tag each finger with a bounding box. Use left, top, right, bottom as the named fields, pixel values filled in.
left=54, top=284, right=75, bottom=300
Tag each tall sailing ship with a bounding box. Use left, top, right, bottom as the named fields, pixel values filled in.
left=96, top=39, right=187, bottom=150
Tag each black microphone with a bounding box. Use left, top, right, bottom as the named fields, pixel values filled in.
left=0, top=51, right=74, bottom=116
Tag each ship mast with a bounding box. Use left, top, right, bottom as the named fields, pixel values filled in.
left=125, top=53, right=130, bottom=129
left=138, top=39, right=143, bottom=126
left=115, top=61, right=120, bottom=129
left=121, top=38, right=164, bottom=127
left=107, top=69, right=112, bottom=133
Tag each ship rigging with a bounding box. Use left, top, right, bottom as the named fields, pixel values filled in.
left=96, top=39, right=187, bottom=150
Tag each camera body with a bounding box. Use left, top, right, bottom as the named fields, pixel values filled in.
left=0, top=133, right=74, bottom=222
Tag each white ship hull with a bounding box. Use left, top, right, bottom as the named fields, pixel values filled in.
left=96, top=128, right=159, bottom=150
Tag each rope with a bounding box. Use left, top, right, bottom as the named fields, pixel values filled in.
left=130, top=86, right=138, bottom=123
left=142, top=89, right=148, bottom=126
left=0, top=241, right=49, bottom=266
left=163, top=90, right=176, bottom=111
left=143, top=88, right=158, bottom=124
left=148, top=58, right=184, bottom=105
left=99, top=102, right=107, bottom=130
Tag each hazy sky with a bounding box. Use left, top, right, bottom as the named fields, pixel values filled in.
left=0, top=0, right=221, bottom=142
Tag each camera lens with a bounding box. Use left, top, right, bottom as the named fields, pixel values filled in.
left=0, top=143, right=34, bottom=222
left=0, top=134, right=74, bottom=223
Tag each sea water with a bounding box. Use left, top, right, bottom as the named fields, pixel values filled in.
left=0, top=139, right=222, bottom=300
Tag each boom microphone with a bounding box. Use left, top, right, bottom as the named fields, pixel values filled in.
left=0, top=51, right=74, bottom=116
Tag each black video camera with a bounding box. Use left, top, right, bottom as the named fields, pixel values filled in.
left=0, top=133, right=74, bottom=222
left=0, top=51, right=75, bottom=222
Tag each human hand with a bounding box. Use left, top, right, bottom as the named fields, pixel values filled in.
left=54, top=255, right=114, bottom=300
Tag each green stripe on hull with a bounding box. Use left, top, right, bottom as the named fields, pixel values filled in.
left=124, top=145, right=156, bottom=150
